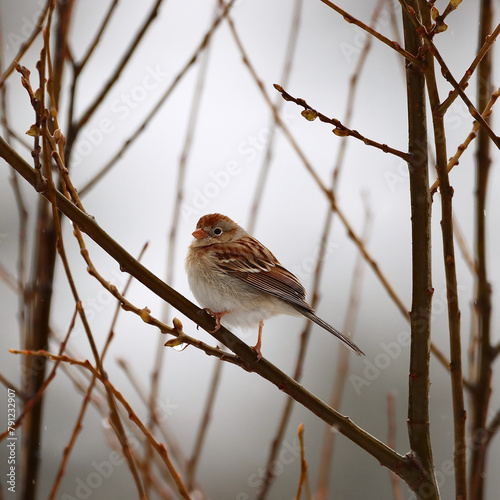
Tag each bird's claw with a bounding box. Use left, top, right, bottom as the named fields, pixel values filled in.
left=202, top=308, right=227, bottom=333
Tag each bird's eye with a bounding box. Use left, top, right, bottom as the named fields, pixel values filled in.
left=213, top=227, right=222, bottom=236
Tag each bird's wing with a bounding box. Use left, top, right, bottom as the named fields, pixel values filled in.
left=214, top=237, right=313, bottom=312
left=213, top=236, right=365, bottom=355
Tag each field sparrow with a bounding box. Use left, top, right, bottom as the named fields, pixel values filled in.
left=186, top=213, right=364, bottom=358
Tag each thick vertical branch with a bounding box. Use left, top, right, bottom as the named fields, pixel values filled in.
left=21, top=44, right=54, bottom=500
left=417, top=3, right=467, bottom=498
left=22, top=194, right=56, bottom=500
left=470, top=2, right=494, bottom=499
left=21, top=4, right=72, bottom=499
left=52, top=0, right=74, bottom=106
left=402, top=2, right=438, bottom=499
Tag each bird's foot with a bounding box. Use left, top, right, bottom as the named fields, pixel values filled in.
left=252, top=321, right=264, bottom=360
left=203, top=308, right=231, bottom=333
left=251, top=343, right=262, bottom=361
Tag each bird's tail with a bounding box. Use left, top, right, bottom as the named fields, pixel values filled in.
left=301, top=309, right=364, bottom=356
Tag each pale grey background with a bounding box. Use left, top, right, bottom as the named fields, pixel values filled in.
left=0, top=1, right=499, bottom=499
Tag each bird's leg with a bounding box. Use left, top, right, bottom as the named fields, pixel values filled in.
left=252, top=320, right=264, bottom=360
left=203, top=308, right=231, bottom=333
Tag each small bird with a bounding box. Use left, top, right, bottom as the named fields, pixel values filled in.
left=186, top=213, right=364, bottom=358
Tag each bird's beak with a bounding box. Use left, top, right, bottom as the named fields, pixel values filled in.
left=192, top=228, right=208, bottom=239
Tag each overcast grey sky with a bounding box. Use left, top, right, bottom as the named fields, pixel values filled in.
left=1, top=1, right=499, bottom=498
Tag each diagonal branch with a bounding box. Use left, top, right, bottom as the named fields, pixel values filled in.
left=274, top=84, right=410, bottom=161
left=72, top=0, right=165, bottom=133
left=399, top=0, right=500, bottom=150
left=318, top=0, right=419, bottom=65
left=10, top=350, right=192, bottom=500
left=0, top=136, right=432, bottom=493
left=437, top=22, right=500, bottom=115
left=0, top=0, right=50, bottom=87
left=247, top=0, right=303, bottom=233
left=430, top=88, right=500, bottom=196
left=78, top=0, right=237, bottom=195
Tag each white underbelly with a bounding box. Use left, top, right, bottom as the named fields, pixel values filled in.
left=187, top=264, right=298, bottom=329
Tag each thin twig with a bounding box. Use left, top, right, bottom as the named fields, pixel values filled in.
left=0, top=262, right=19, bottom=293
left=65, top=0, right=120, bottom=139
left=318, top=0, right=419, bottom=65
left=51, top=0, right=75, bottom=106
left=427, top=0, right=462, bottom=37
left=0, top=18, right=29, bottom=344
left=453, top=216, right=476, bottom=275
left=52, top=334, right=186, bottom=499
left=486, top=407, right=500, bottom=444
left=74, top=0, right=119, bottom=72
left=78, top=0, right=237, bottom=195
left=316, top=193, right=372, bottom=500
left=48, top=243, right=148, bottom=499
left=274, top=84, right=410, bottom=162
left=399, top=0, right=500, bottom=150
left=247, top=0, right=303, bottom=233
left=1, top=123, right=32, bottom=151
left=387, top=392, right=403, bottom=500
left=430, top=87, right=500, bottom=195
left=0, top=0, right=50, bottom=87
left=68, top=0, right=166, bottom=151
left=1, top=307, right=78, bottom=442
left=295, top=423, right=310, bottom=500
left=437, top=22, right=500, bottom=115
left=186, top=356, right=223, bottom=490
left=116, top=358, right=197, bottom=489
left=332, top=0, right=384, bottom=190
left=0, top=372, right=27, bottom=401
left=387, top=0, right=403, bottom=49
left=10, top=350, right=193, bottom=500
left=58, top=357, right=176, bottom=499
left=148, top=10, right=215, bottom=493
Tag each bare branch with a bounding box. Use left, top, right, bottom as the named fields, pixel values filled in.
left=0, top=0, right=50, bottom=87
left=0, top=138, right=432, bottom=492
left=319, top=0, right=419, bottom=65
left=402, top=2, right=439, bottom=497
left=78, top=0, right=237, bottom=195
left=71, top=0, right=166, bottom=134
left=274, top=84, right=410, bottom=162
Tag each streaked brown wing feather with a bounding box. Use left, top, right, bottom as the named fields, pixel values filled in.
left=214, top=237, right=313, bottom=312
